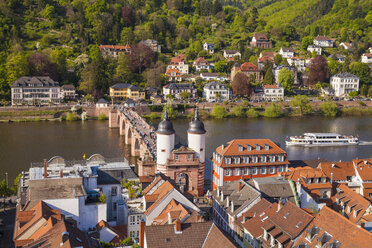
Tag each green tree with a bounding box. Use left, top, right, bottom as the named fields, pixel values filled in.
left=349, top=62, right=371, bottom=85
left=301, top=36, right=313, bottom=51
left=214, top=60, right=227, bottom=73
left=246, top=108, right=260, bottom=118
left=263, top=103, right=282, bottom=118
left=231, top=105, right=246, bottom=118
left=114, top=54, right=133, bottom=83
left=11, top=173, right=22, bottom=195
left=274, top=54, right=283, bottom=65
left=278, top=68, right=294, bottom=93
left=290, top=95, right=313, bottom=116
left=320, top=102, right=339, bottom=117
left=211, top=105, right=227, bottom=119
left=161, top=105, right=178, bottom=119
left=5, top=52, right=28, bottom=86
left=360, top=84, right=368, bottom=96
left=180, top=91, right=192, bottom=100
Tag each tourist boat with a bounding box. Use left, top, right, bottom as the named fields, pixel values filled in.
left=285, top=133, right=359, bottom=146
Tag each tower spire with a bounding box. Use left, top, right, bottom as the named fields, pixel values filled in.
left=163, top=106, right=168, bottom=120
left=194, top=106, right=199, bottom=121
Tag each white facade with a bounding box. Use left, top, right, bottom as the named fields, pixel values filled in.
left=313, top=37, right=334, bottom=47
left=279, top=48, right=294, bottom=58
left=223, top=50, right=241, bottom=59
left=287, top=58, right=305, bottom=71
left=203, top=43, right=214, bottom=54
left=203, top=82, right=232, bottom=102
left=263, top=85, right=284, bottom=101
left=127, top=213, right=145, bottom=240
left=361, top=53, right=372, bottom=63
left=188, top=133, right=206, bottom=163
left=167, top=62, right=189, bottom=74
left=307, top=45, right=322, bottom=55
left=200, top=73, right=228, bottom=82
left=330, top=73, right=359, bottom=97
left=156, top=133, right=175, bottom=165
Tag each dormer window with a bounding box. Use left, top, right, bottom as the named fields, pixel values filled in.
left=255, top=145, right=261, bottom=151
left=264, top=144, right=270, bottom=150
left=238, top=145, right=243, bottom=152
left=246, top=145, right=252, bottom=151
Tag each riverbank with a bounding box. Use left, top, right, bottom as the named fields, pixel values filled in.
left=0, top=106, right=109, bottom=122
left=142, top=101, right=372, bottom=120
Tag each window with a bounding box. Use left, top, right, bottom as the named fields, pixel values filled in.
left=270, top=155, right=276, bottom=162
left=247, top=145, right=252, bottom=151
left=225, top=169, right=232, bottom=176
left=260, top=167, right=266, bottom=174
left=261, top=156, right=267, bottom=163
left=175, top=155, right=179, bottom=160
left=252, top=156, right=258, bottom=163
left=161, top=149, right=166, bottom=152
left=243, top=168, right=250, bottom=175
left=234, top=157, right=240, bottom=164
left=188, top=154, right=192, bottom=160
left=251, top=167, right=258, bottom=175
left=234, top=168, right=241, bottom=176
left=277, top=166, right=284, bottom=173
left=243, top=157, right=249, bottom=164
left=111, top=186, right=117, bottom=196
left=269, top=167, right=276, bottom=174
left=278, top=155, right=284, bottom=162
left=238, top=145, right=243, bottom=152
left=225, top=157, right=232, bottom=164
left=129, top=216, right=136, bottom=226
left=137, top=215, right=141, bottom=225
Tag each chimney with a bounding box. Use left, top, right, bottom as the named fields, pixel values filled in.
left=277, top=199, right=283, bottom=212
left=238, top=181, right=242, bottom=191
left=168, top=212, right=172, bottom=224
left=60, top=169, right=63, bottom=178
left=221, top=144, right=225, bottom=150
left=43, top=159, right=47, bottom=178
left=61, top=232, right=69, bottom=244
left=174, top=218, right=181, bottom=233
left=139, top=221, right=145, bottom=248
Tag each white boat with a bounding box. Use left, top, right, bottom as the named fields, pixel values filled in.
left=285, top=133, right=359, bottom=146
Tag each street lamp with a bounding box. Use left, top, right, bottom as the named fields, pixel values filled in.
left=5, top=172, right=8, bottom=187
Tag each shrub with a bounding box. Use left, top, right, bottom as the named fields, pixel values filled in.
left=211, top=105, right=227, bottom=119
left=149, top=112, right=158, bottom=120
left=263, top=104, right=283, bottom=118
left=290, top=95, right=313, bottom=116
left=122, top=237, right=134, bottom=246
left=246, top=108, right=260, bottom=118
left=231, top=106, right=246, bottom=118
left=98, top=194, right=106, bottom=203
left=358, top=101, right=366, bottom=107
left=320, top=102, right=339, bottom=117
left=66, top=112, right=78, bottom=121
left=98, top=113, right=108, bottom=120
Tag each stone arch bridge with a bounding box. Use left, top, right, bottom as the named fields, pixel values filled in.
left=108, top=106, right=156, bottom=161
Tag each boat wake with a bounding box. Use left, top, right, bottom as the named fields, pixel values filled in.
left=359, top=141, right=372, bottom=145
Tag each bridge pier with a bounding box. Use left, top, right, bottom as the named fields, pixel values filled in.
left=125, top=126, right=132, bottom=145
left=119, top=116, right=125, bottom=136
left=109, top=109, right=119, bottom=128
left=131, top=136, right=141, bottom=157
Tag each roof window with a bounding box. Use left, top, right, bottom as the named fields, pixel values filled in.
left=255, top=145, right=261, bottom=151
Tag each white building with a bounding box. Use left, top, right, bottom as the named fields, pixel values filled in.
left=313, top=36, right=334, bottom=47
left=163, top=83, right=197, bottom=99
left=279, top=47, right=294, bottom=58
left=330, top=73, right=359, bottom=97
left=223, top=50, right=241, bottom=59
left=61, top=84, right=77, bottom=100
left=193, top=57, right=212, bottom=72
left=263, top=84, right=284, bottom=101
left=203, top=43, right=214, bottom=54
left=307, top=45, right=322, bottom=55
left=19, top=155, right=138, bottom=231
left=287, top=57, right=306, bottom=71
left=200, top=73, right=228, bottom=82
left=167, top=55, right=189, bottom=74
left=340, top=42, right=352, bottom=50
left=361, top=53, right=372, bottom=63
left=11, top=76, right=62, bottom=105
left=96, top=98, right=108, bottom=108
left=203, top=81, right=231, bottom=102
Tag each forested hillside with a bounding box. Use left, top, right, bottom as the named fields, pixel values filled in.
left=0, top=0, right=370, bottom=101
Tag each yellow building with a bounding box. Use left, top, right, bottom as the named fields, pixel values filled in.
left=110, top=83, right=145, bottom=100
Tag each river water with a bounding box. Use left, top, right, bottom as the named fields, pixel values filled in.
left=1, top=116, right=372, bottom=182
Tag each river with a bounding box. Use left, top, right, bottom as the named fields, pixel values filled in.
left=1, top=116, right=372, bottom=182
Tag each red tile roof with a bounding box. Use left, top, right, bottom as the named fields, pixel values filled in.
left=318, top=161, right=355, bottom=181
left=240, top=62, right=259, bottom=71
left=194, top=57, right=209, bottom=66
left=263, top=84, right=280, bottom=89
left=353, top=159, right=372, bottom=181
left=294, top=206, right=372, bottom=248
left=331, top=184, right=371, bottom=224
